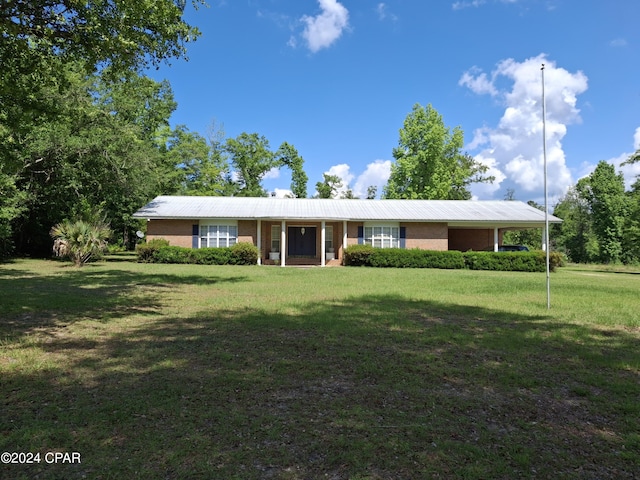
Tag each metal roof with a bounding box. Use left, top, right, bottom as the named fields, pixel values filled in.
left=133, top=196, right=561, bottom=226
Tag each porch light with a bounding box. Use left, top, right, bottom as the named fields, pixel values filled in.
left=301, top=227, right=305, bottom=236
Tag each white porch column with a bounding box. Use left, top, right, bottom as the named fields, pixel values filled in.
left=257, top=219, right=262, bottom=265
left=343, top=221, right=348, bottom=262
left=494, top=227, right=499, bottom=252
left=280, top=220, right=286, bottom=267
left=321, top=221, right=326, bottom=267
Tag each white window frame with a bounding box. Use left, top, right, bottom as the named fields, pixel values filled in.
left=200, top=221, right=238, bottom=248
left=325, top=225, right=334, bottom=252
left=364, top=223, right=400, bottom=249
left=270, top=225, right=280, bottom=252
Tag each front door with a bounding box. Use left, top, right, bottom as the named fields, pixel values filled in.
left=287, top=227, right=316, bottom=257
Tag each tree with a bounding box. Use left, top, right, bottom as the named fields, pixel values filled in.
left=502, top=200, right=544, bottom=250
left=1, top=0, right=202, bottom=75
left=576, top=161, right=628, bottom=264
left=383, top=103, right=493, bottom=200
left=0, top=173, right=27, bottom=258
left=0, top=0, right=202, bottom=151
left=7, top=65, right=177, bottom=254
left=163, top=125, right=233, bottom=196
left=552, top=187, right=597, bottom=263
left=366, top=185, right=377, bottom=200
left=622, top=180, right=640, bottom=263
left=315, top=174, right=343, bottom=199
left=224, top=133, right=277, bottom=197
left=624, top=149, right=640, bottom=166
left=276, top=142, right=308, bottom=198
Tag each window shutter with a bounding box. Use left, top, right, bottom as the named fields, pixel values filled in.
left=400, top=227, right=406, bottom=248
left=357, top=226, right=364, bottom=245
left=192, top=224, right=199, bottom=248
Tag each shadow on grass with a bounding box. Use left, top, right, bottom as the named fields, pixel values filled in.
left=2, top=293, right=639, bottom=479
left=0, top=265, right=249, bottom=341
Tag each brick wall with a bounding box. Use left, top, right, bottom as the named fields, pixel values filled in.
left=238, top=220, right=256, bottom=244
left=146, top=220, right=193, bottom=248
left=448, top=228, right=503, bottom=251
left=403, top=222, right=448, bottom=251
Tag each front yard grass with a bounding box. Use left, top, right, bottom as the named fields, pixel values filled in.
left=1, top=258, right=639, bottom=479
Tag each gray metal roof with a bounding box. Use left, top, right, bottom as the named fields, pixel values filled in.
left=133, top=196, right=561, bottom=226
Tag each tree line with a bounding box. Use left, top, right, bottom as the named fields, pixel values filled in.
left=552, top=160, right=640, bottom=264
left=0, top=0, right=492, bottom=257
left=2, top=1, right=638, bottom=263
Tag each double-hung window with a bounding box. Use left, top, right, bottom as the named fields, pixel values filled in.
left=271, top=225, right=280, bottom=252
left=200, top=223, right=238, bottom=248
left=364, top=224, right=400, bottom=248
left=325, top=225, right=334, bottom=252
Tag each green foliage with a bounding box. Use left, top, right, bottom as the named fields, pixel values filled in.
left=0, top=0, right=202, bottom=76
left=345, top=246, right=561, bottom=272
left=0, top=172, right=27, bottom=259
left=276, top=142, right=308, bottom=198
left=576, top=161, right=628, bottom=264
left=552, top=187, right=598, bottom=263
left=230, top=242, right=260, bottom=265
left=162, top=124, right=235, bottom=196
left=135, top=238, right=171, bottom=263
left=143, top=243, right=258, bottom=266
left=224, top=133, right=277, bottom=197
left=50, top=219, right=112, bottom=266
left=622, top=181, right=640, bottom=264
left=464, top=251, right=554, bottom=272
left=383, top=103, right=493, bottom=200
left=369, top=249, right=466, bottom=269
left=315, top=174, right=343, bottom=199
left=5, top=65, right=178, bottom=255
left=343, top=245, right=376, bottom=266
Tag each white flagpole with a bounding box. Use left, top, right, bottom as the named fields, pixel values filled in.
left=541, top=64, right=551, bottom=309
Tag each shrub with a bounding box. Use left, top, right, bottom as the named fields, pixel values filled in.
left=188, top=248, right=229, bottom=265
left=345, top=247, right=563, bottom=272
left=463, top=251, right=548, bottom=272
left=152, top=246, right=193, bottom=264
left=50, top=219, right=112, bottom=267
left=230, top=242, right=259, bottom=265
left=141, top=242, right=259, bottom=266
left=136, top=238, right=170, bottom=263
left=343, top=245, right=376, bottom=266
left=368, top=248, right=466, bottom=269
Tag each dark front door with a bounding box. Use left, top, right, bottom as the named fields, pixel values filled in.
left=287, top=227, right=316, bottom=257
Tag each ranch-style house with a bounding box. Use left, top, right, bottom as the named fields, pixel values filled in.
left=133, top=196, right=562, bottom=266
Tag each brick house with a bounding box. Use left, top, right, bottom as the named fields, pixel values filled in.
left=133, top=196, right=562, bottom=266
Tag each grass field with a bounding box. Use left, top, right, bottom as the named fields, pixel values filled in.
left=1, top=257, right=639, bottom=479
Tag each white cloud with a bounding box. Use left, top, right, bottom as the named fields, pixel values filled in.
left=459, top=68, right=498, bottom=96
left=376, top=3, right=398, bottom=22
left=320, top=160, right=391, bottom=198
left=461, top=54, right=588, bottom=202
left=452, top=0, right=487, bottom=11
left=609, top=38, right=628, bottom=47
left=589, top=127, right=640, bottom=190
left=301, top=0, right=349, bottom=53
left=271, top=188, right=295, bottom=198
left=324, top=163, right=354, bottom=197
left=353, top=160, right=392, bottom=198
left=263, top=166, right=281, bottom=180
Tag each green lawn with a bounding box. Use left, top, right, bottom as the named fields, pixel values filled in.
left=1, top=257, right=639, bottom=479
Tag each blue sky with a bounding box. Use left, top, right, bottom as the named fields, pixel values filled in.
left=148, top=0, right=640, bottom=202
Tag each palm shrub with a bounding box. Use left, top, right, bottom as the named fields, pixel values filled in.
left=50, top=219, right=112, bottom=266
